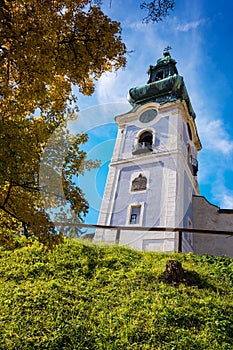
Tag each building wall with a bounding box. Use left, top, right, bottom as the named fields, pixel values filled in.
left=193, top=195, right=233, bottom=257
left=110, top=162, right=163, bottom=227
left=181, top=170, right=195, bottom=252
left=95, top=101, right=201, bottom=254
left=122, top=116, right=170, bottom=155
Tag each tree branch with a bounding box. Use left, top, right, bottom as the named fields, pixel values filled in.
left=2, top=180, right=13, bottom=207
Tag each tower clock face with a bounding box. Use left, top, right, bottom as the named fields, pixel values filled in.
left=139, top=109, right=157, bottom=123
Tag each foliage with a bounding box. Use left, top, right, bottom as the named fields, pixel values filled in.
left=140, top=0, right=175, bottom=23
left=0, top=239, right=232, bottom=349
left=0, top=0, right=126, bottom=246
left=0, top=115, right=100, bottom=248
left=0, top=0, right=126, bottom=119
left=0, top=0, right=175, bottom=245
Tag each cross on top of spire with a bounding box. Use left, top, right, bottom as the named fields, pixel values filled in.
left=163, top=46, right=172, bottom=56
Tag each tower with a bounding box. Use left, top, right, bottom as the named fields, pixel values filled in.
left=94, top=49, right=202, bottom=253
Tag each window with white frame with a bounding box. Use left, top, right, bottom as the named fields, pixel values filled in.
left=129, top=205, right=141, bottom=225
left=127, top=202, right=145, bottom=226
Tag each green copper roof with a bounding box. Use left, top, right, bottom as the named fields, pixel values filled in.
left=155, top=54, right=177, bottom=68
left=128, top=52, right=196, bottom=119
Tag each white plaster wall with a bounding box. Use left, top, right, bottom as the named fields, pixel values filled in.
left=118, top=229, right=177, bottom=252
left=94, top=100, right=201, bottom=254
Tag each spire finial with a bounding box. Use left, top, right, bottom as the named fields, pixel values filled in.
left=163, top=46, right=172, bottom=56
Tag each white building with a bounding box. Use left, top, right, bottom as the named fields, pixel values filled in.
left=94, top=49, right=233, bottom=256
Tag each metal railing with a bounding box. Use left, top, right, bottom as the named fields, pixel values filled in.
left=132, top=142, right=153, bottom=155
left=54, top=222, right=233, bottom=253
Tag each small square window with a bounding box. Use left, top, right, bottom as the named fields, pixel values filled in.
left=130, top=214, right=137, bottom=224
left=129, top=206, right=141, bottom=224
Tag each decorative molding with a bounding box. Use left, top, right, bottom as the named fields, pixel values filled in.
left=130, top=173, right=147, bottom=192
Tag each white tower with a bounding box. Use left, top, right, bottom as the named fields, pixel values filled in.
left=94, top=50, right=202, bottom=253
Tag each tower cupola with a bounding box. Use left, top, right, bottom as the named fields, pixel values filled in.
left=147, top=47, right=178, bottom=83
left=128, top=48, right=196, bottom=119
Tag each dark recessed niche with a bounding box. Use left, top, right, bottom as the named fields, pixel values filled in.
left=187, top=123, right=192, bottom=140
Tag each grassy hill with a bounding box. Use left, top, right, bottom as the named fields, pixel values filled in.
left=0, top=238, right=233, bottom=350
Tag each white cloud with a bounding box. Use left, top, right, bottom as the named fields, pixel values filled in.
left=96, top=71, right=129, bottom=104
left=212, top=181, right=233, bottom=209
left=95, top=24, right=169, bottom=105
left=220, top=194, right=233, bottom=209
left=124, top=20, right=148, bottom=31
left=176, top=19, right=207, bottom=32
left=96, top=73, right=117, bottom=103
left=198, top=118, right=233, bottom=155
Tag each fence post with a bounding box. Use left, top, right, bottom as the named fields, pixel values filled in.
left=178, top=230, right=182, bottom=253
left=115, top=228, right=121, bottom=245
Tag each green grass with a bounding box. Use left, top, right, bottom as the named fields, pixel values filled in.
left=0, top=238, right=233, bottom=349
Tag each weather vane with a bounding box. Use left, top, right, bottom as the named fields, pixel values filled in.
left=163, top=46, right=172, bottom=53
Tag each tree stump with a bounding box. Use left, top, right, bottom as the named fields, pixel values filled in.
left=161, top=260, right=186, bottom=285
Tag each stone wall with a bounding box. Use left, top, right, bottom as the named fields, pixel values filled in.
left=193, top=195, right=233, bottom=257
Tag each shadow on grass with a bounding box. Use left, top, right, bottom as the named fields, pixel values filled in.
left=159, top=268, right=218, bottom=292
left=183, top=270, right=217, bottom=290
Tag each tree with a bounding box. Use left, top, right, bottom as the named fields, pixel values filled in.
left=0, top=115, right=101, bottom=248
left=0, top=0, right=175, bottom=120
left=0, top=0, right=126, bottom=119
left=140, top=0, right=175, bottom=23
left=0, top=0, right=175, bottom=247
left=0, top=0, right=125, bottom=246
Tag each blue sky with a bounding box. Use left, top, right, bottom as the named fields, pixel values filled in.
left=72, top=0, right=233, bottom=224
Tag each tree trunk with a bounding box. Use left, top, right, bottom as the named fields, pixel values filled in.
left=162, top=260, right=186, bottom=284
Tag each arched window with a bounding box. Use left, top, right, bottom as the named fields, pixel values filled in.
left=132, top=129, right=154, bottom=155
left=139, top=131, right=153, bottom=148
left=131, top=174, right=147, bottom=192
left=187, top=144, right=198, bottom=176
left=156, top=70, right=164, bottom=80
